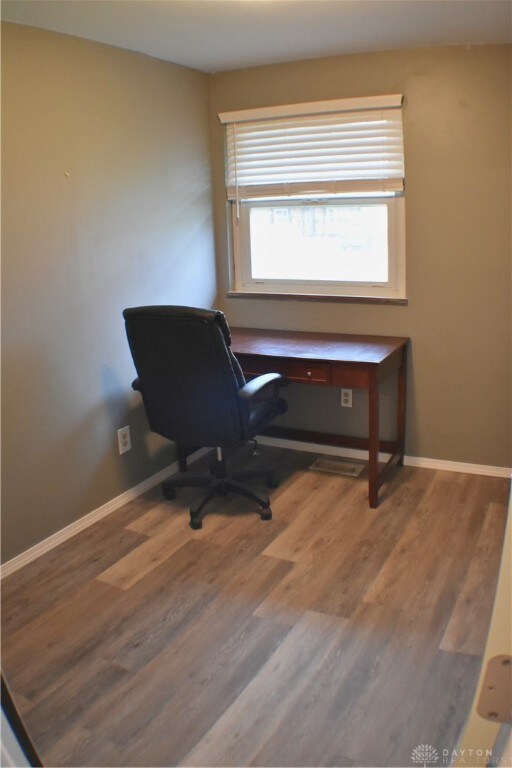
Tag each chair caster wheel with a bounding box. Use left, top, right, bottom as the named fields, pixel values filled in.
left=162, top=485, right=176, bottom=500
left=190, top=516, right=202, bottom=530
left=260, top=508, right=272, bottom=521
left=266, top=472, right=279, bottom=489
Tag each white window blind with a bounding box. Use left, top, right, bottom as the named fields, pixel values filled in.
left=219, top=95, right=404, bottom=202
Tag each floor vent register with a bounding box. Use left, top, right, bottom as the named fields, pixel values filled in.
left=309, top=456, right=365, bottom=477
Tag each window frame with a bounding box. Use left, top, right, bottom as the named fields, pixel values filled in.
left=229, top=195, right=406, bottom=302
left=220, top=94, right=407, bottom=304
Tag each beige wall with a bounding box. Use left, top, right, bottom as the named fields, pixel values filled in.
left=1, top=23, right=216, bottom=561
left=210, top=45, right=512, bottom=467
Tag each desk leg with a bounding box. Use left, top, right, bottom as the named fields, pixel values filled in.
left=397, top=348, right=407, bottom=466
left=368, top=374, right=380, bottom=508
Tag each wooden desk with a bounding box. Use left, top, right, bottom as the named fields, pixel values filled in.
left=231, top=327, right=409, bottom=508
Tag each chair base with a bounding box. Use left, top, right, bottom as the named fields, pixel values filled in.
left=161, top=451, right=278, bottom=530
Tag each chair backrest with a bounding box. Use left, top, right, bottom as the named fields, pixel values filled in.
left=123, top=306, right=246, bottom=447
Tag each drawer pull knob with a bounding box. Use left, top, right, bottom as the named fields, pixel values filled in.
left=306, top=370, right=312, bottom=378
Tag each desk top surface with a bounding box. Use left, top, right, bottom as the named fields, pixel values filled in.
left=231, top=327, right=409, bottom=365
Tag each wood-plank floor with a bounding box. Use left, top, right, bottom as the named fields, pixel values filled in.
left=2, top=447, right=509, bottom=767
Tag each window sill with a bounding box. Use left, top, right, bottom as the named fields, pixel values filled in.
left=227, top=291, right=408, bottom=306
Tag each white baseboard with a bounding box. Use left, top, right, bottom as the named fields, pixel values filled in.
left=402, top=455, right=512, bottom=478
left=257, top=435, right=392, bottom=463
left=257, top=435, right=512, bottom=479
left=1, top=440, right=510, bottom=579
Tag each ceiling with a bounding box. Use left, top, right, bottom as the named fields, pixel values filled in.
left=2, top=0, right=511, bottom=73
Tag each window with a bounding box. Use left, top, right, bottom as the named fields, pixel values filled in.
left=219, top=95, right=406, bottom=302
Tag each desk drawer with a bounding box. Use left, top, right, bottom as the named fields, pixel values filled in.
left=282, top=361, right=331, bottom=384
left=237, top=355, right=331, bottom=385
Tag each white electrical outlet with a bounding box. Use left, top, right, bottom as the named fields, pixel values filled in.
left=341, top=388, right=353, bottom=408
left=117, top=425, right=131, bottom=455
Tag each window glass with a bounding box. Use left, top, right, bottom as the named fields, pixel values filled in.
left=249, top=203, right=388, bottom=283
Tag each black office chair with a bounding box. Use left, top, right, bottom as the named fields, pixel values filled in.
left=123, top=306, right=287, bottom=529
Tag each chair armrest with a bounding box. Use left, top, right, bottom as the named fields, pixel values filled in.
left=238, top=372, right=286, bottom=402
left=238, top=372, right=288, bottom=439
